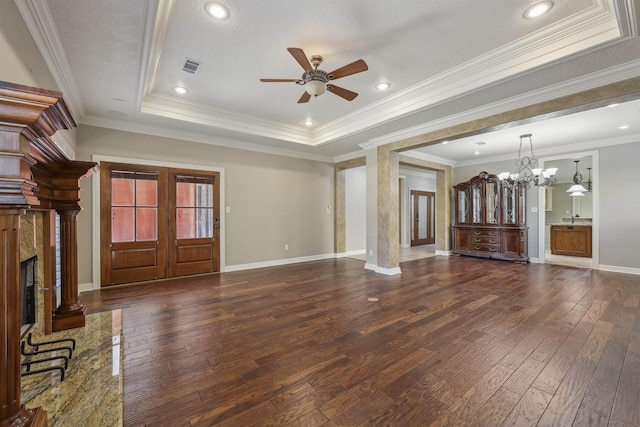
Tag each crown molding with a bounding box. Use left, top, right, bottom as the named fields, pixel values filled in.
left=79, top=115, right=332, bottom=163
left=400, top=151, right=457, bottom=167
left=141, top=92, right=315, bottom=145
left=313, top=0, right=623, bottom=146
left=15, top=0, right=86, bottom=118
left=360, top=57, right=640, bottom=151
left=19, top=0, right=636, bottom=155
left=613, top=0, right=639, bottom=36
left=137, top=0, right=174, bottom=109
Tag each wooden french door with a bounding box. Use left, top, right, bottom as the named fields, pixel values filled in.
left=100, top=162, right=219, bottom=286
left=168, top=169, right=220, bottom=277
left=411, top=190, right=435, bottom=246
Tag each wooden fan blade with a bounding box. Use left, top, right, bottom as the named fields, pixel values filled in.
left=297, top=91, right=311, bottom=103
left=260, top=78, right=298, bottom=82
left=327, top=84, right=358, bottom=101
left=327, top=59, right=368, bottom=80
left=287, top=47, right=312, bottom=71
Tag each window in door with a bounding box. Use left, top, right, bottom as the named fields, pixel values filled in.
left=111, top=171, right=158, bottom=242
left=176, top=176, right=214, bottom=239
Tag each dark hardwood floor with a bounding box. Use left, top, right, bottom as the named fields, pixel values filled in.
left=80, top=256, right=640, bottom=426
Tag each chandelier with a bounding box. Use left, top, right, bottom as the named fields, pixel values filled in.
left=498, top=134, right=557, bottom=188
left=566, top=160, right=592, bottom=196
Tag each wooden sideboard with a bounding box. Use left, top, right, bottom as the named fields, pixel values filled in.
left=453, top=171, right=529, bottom=263
left=550, top=224, right=592, bottom=257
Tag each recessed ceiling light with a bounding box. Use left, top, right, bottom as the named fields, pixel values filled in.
left=442, top=140, right=449, bottom=144
left=607, top=103, right=619, bottom=108
left=474, top=150, right=480, bottom=155
left=173, top=86, right=188, bottom=95
left=303, top=118, right=314, bottom=127
left=619, top=124, right=630, bottom=129
left=205, top=2, right=230, bottom=20
left=375, top=81, right=391, bottom=91
left=523, top=1, right=554, bottom=19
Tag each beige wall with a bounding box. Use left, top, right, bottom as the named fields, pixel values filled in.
left=76, top=125, right=335, bottom=285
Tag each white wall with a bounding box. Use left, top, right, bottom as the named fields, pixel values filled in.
left=345, top=166, right=366, bottom=252
left=599, top=141, right=640, bottom=270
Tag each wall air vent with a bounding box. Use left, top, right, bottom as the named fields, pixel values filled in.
left=183, top=59, right=201, bottom=74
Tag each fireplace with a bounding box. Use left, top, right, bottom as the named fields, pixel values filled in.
left=20, top=255, right=37, bottom=336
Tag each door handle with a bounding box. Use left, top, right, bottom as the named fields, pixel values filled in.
left=213, top=225, right=220, bottom=229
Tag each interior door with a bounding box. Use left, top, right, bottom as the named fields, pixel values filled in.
left=411, top=190, right=435, bottom=246
left=100, top=163, right=168, bottom=286
left=168, top=169, right=220, bottom=277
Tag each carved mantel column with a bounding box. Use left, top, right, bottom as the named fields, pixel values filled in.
left=0, top=209, right=47, bottom=427
left=51, top=209, right=86, bottom=330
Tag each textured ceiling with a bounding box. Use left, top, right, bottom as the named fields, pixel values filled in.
left=17, top=0, right=640, bottom=163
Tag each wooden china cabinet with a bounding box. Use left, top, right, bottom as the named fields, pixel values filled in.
left=453, top=171, right=529, bottom=263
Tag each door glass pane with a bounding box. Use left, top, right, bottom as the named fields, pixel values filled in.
left=177, top=182, right=195, bottom=207
left=503, top=187, right=516, bottom=224
left=418, top=195, right=427, bottom=240
left=457, top=189, right=469, bottom=223
left=111, top=170, right=159, bottom=242
left=486, top=181, right=498, bottom=224
left=136, top=177, right=157, bottom=206
left=176, top=208, right=195, bottom=239
left=472, top=182, right=482, bottom=223
left=176, top=176, right=214, bottom=239
left=112, top=207, right=135, bottom=242
left=112, top=176, right=134, bottom=206
left=136, top=208, right=157, bottom=240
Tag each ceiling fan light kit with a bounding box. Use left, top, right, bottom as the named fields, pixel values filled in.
left=260, top=47, right=368, bottom=103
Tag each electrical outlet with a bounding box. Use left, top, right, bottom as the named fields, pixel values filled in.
left=225, top=206, right=231, bottom=213
left=284, top=244, right=288, bottom=251
left=326, top=205, right=331, bottom=213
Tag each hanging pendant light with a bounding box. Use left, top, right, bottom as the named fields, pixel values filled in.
left=498, top=134, right=557, bottom=188
left=566, top=160, right=588, bottom=195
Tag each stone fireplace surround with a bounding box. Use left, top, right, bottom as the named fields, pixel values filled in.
left=0, top=81, right=98, bottom=427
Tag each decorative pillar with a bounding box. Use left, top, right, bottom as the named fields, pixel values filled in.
left=51, top=209, right=85, bottom=331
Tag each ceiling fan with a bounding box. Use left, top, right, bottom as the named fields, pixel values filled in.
left=260, top=47, right=368, bottom=103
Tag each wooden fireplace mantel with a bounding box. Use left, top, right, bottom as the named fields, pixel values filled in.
left=0, top=80, right=98, bottom=427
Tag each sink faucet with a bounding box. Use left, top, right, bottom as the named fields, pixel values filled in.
left=571, top=215, right=574, bottom=224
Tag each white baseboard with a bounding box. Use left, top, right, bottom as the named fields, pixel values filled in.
left=599, top=264, right=640, bottom=276
left=344, top=249, right=366, bottom=257
left=376, top=266, right=402, bottom=275
left=363, top=263, right=402, bottom=275
left=529, top=257, right=542, bottom=264
left=78, top=282, right=95, bottom=293
left=364, top=263, right=377, bottom=271
left=401, top=243, right=411, bottom=249
left=435, top=250, right=453, bottom=256
left=224, top=253, right=336, bottom=272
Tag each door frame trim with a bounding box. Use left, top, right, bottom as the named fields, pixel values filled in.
left=91, top=155, right=225, bottom=290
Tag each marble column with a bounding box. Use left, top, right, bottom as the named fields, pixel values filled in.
left=52, top=209, right=86, bottom=331
left=375, top=147, right=401, bottom=274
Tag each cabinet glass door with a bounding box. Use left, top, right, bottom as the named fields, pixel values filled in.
left=502, top=186, right=516, bottom=224
left=472, top=181, right=482, bottom=223
left=486, top=180, right=499, bottom=224
left=457, top=188, right=469, bottom=223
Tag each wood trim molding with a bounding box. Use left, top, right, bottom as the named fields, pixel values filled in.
left=0, top=80, right=97, bottom=427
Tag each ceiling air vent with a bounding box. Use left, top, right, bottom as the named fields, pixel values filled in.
left=183, top=59, right=200, bottom=74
